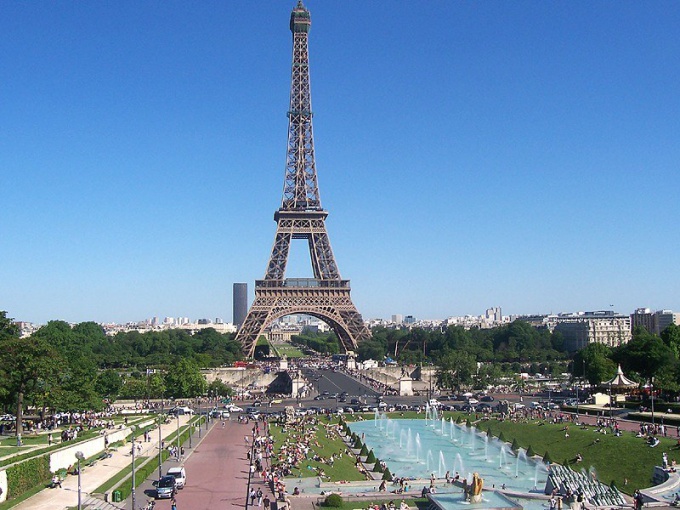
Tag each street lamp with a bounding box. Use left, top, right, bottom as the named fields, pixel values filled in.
left=158, top=413, right=163, bottom=480
left=651, top=378, right=655, bottom=426
left=75, top=451, right=85, bottom=510
left=129, top=424, right=138, bottom=510
left=176, top=413, right=180, bottom=459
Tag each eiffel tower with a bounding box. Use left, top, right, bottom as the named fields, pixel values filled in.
left=235, top=1, right=371, bottom=358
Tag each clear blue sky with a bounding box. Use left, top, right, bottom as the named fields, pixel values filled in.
left=2, top=1, right=679, bottom=325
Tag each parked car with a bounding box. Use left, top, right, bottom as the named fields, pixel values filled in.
left=480, top=395, right=494, bottom=402
left=169, top=406, right=194, bottom=415
left=154, top=475, right=177, bottom=499
left=226, top=405, right=243, bottom=412
left=167, top=467, right=186, bottom=489
left=211, top=410, right=230, bottom=419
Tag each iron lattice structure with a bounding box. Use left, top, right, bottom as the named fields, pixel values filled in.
left=235, top=1, right=371, bottom=358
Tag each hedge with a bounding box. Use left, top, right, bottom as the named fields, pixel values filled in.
left=366, top=449, right=376, bottom=464
left=324, top=494, right=343, bottom=507
left=6, top=454, right=51, bottom=500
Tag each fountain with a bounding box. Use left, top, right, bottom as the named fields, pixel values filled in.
left=415, top=432, right=422, bottom=462
left=499, top=443, right=509, bottom=469
left=349, top=419, right=550, bottom=493
left=454, top=452, right=465, bottom=476
left=515, top=449, right=527, bottom=478
left=426, top=449, right=434, bottom=471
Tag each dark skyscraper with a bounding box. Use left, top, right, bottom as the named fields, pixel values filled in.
left=233, top=283, right=248, bottom=328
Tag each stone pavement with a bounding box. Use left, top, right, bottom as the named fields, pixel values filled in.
left=12, top=415, right=191, bottom=510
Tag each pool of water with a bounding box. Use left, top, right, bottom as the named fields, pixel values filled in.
left=430, top=492, right=522, bottom=510
left=349, top=417, right=549, bottom=494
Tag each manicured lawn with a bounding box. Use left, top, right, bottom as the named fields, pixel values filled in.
left=481, top=418, right=676, bottom=494
left=274, top=345, right=305, bottom=358
left=270, top=416, right=366, bottom=481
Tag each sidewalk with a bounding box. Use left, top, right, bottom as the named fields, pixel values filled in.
left=12, top=415, right=191, bottom=510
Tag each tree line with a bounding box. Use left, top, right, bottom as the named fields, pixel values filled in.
left=0, top=312, right=243, bottom=420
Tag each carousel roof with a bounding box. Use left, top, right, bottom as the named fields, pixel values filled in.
left=602, top=365, right=637, bottom=388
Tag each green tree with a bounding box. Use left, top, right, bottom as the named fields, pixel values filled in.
left=95, top=369, right=123, bottom=399
left=661, top=324, right=680, bottom=359
left=436, top=349, right=476, bottom=391
left=164, top=359, right=207, bottom=398
left=0, top=336, right=61, bottom=444
left=208, top=378, right=232, bottom=398
left=148, top=372, right=167, bottom=398
left=0, top=311, right=19, bottom=339
left=578, top=343, right=617, bottom=385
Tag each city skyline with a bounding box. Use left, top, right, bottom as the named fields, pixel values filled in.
left=2, top=2, right=679, bottom=325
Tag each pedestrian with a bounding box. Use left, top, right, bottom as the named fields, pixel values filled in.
left=250, top=488, right=256, bottom=506
left=263, top=495, right=271, bottom=510
left=171, top=497, right=178, bottom=510
left=257, top=488, right=263, bottom=507
left=48, top=433, right=53, bottom=446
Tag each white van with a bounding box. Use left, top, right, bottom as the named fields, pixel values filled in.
left=167, top=467, right=186, bottom=489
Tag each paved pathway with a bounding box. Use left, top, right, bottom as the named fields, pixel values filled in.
left=129, top=418, right=260, bottom=510
left=12, top=416, right=190, bottom=510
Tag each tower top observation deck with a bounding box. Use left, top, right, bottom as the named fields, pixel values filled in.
left=290, top=1, right=311, bottom=33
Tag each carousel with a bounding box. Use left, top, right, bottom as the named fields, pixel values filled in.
left=593, top=365, right=637, bottom=406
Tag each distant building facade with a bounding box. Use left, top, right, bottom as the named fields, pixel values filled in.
left=630, top=308, right=679, bottom=335
left=555, top=311, right=632, bottom=352
left=233, top=283, right=248, bottom=329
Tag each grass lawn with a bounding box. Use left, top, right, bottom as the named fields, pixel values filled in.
left=481, top=418, right=676, bottom=494
left=270, top=415, right=366, bottom=482
left=274, top=344, right=305, bottom=358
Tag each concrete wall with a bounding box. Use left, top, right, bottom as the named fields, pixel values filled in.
left=202, top=368, right=279, bottom=393
left=0, top=469, right=6, bottom=503
left=48, top=424, right=137, bottom=473
left=363, top=366, right=437, bottom=388
left=0, top=419, right=155, bottom=504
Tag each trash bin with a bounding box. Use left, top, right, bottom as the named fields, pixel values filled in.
left=112, top=490, right=122, bottom=502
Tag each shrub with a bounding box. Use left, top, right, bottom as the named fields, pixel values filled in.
left=366, top=449, right=376, bottom=463
left=456, top=416, right=463, bottom=424
left=354, top=437, right=363, bottom=449
left=373, top=460, right=383, bottom=473
left=511, top=439, right=519, bottom=451
left=6, top=454, right=51, bottom=500
left=527, top=445, right=536, bottom=457
left=324, top=494, right=343, bottom=507
left=498, top=432, right=506, bottom=442
left=465, top=419, right=472, bottom=428
left=360, top=444, right=369, bottom=457
left=382, top=467, right=392, bottom=481
left=543, top=451, right=552, bottom=464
